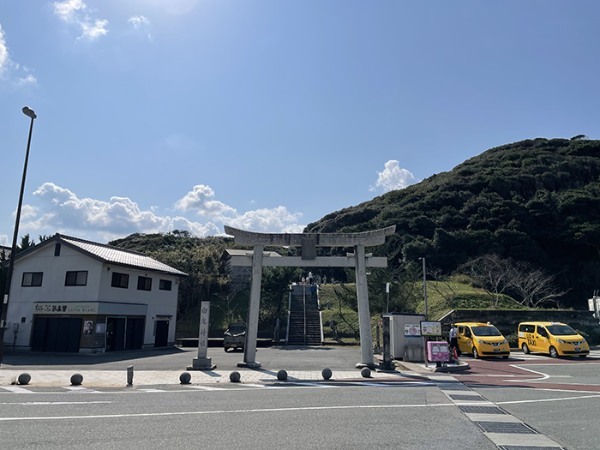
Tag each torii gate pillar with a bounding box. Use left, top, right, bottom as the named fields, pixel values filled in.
left=354, top=244, right=375, bottom=368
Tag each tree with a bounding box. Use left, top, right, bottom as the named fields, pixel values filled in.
left=508, top=262, right=567, bottom=307
left=19, top=234, right=35, bottom=252
left=460, top=254, right=514, bottom=308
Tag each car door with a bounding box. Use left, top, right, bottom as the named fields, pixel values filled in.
left=535, top=325, right=550, bottom=353
left=457, top=326, right=473, bottom=355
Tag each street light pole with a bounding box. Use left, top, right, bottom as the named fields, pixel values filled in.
left=0, top=106, right=37, bottom=364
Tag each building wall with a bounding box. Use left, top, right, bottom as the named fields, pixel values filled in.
left=7, top=243, right=104, bottom=349
left=6, top=242, right=180, bottom=351
left=98, top=265, right=180, bottom=347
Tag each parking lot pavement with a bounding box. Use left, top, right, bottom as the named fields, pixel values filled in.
left=0, top=346, right=431, bottom=388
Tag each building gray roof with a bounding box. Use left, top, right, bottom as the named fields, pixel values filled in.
left=37, top=234, right=187, bottom=277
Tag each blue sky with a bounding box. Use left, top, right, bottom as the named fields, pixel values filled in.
left=1, top=1, right=599, bottom=246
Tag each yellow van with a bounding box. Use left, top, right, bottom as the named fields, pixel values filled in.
left=455, top=322, right=510, bottom=359
left=518, top=322, right=589, bottom=358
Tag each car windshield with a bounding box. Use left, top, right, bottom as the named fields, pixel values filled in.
left=471, top=326, right=502, bottom=337
left=546, top=324, right=577, bottom=336
left=227, top=325, right=246, bottom=334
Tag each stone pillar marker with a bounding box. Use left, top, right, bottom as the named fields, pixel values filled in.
left=188, top=300, right=216, bottom=370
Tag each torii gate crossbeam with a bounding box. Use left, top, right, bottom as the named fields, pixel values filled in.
left=224, top=225, right=396, bottom=369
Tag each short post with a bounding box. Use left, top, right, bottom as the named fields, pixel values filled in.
left=126, top=366, right=134, bottom=386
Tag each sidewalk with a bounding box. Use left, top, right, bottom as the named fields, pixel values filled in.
left=0, top=346, right=432, bottom=388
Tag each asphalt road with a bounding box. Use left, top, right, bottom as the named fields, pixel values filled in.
left=0, top=381, right=496, bottom=450
left=2, top=347, right=600, bottom=449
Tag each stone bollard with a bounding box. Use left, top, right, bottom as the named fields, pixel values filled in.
left=321, top=368, right=332, bottom=380
left=277, top=369, right=288, bottom=381
left=179, top=372, right=192, bottom=385
left=361, top=367, right=372, bottom=378
left=17, top=373, right=31, bottom=385
left=70, top=374, right=84, bottom=386
left=127, top=366, right=134, bottom=386
left=229, top=371, right=241, bottom=383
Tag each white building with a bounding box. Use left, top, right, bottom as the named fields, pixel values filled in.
left=4, top=234, right=187, bottom=353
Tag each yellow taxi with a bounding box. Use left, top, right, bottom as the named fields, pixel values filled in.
left=455, top=322, right=510, bottom=359
left=518, top=321, right=589, bottom=358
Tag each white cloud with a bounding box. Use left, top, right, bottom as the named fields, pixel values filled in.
left=0, top=24, right=38, bottom=87
left=370, top=160, right=417, bottom=193
left=53, top=0, right=108, bottom=41
left=53, top=0, right=86, bottom=22
left=175, top=185, right=305, bottom=233
left=128, top=15, right=153, bottom=42
left=0, top=25, right=8, bottom=73
left=12, top=182, right=305, bottom=243
left=229, top=207, right=305, bottom=234
left=175, top=185, right=237, bottom=218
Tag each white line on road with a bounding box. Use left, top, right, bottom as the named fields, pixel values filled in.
left=0, top=401, right=112, bottom=406
left=0, top=402, right=456, bottom=422
left=496, top=394, right=600, bottom=405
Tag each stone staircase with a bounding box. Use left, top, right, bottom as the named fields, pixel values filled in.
left=287, top=284, right=322, bottom=345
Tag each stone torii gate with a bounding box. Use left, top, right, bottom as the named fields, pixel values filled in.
left=224, top=225, right=396, bottom=369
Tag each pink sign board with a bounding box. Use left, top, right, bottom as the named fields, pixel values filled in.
left=427, top=341, right=450, bottom=362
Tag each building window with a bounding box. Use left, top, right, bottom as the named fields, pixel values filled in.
left=22, top=272, right=43, bottom=287
left=111, top=272, right=129, bottom=288
left=137, top=276, right=152, bottom=291
left=159, top=279, right=172, bottom=291
left=54, top=243, right=61, bottom=256
left=65, top=271, right=88, bottom=286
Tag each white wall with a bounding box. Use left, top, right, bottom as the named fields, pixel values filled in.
left=6, top=241, right=181, bottom=349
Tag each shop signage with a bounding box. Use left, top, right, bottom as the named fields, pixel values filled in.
left=34, top=302, right=99, bottom=314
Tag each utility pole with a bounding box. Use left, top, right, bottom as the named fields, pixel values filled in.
left=421, top=257, right=428, bottom=319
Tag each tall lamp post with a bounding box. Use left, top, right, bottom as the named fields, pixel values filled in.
left=0, top=106, right=37, bottom=364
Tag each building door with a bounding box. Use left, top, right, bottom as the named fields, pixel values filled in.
left=125, top=318, right=145, bottom=350
left=31, top=317, right=82, bottom=352
left=106, top=317, right=126, bottom=351
left=154, top=320, right=169, bottom=347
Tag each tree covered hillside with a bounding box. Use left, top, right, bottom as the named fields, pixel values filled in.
left=306, top=138, right=600, bottom=308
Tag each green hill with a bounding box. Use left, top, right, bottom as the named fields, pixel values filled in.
left=306, top=138, right=600, bottom=309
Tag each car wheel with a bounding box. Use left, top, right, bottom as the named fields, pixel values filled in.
left=502, top=355, right=509, bottom=359
left=473, top=347, right=479, bottom=359
left=549, top=346, right=559, bottom=358
left=521, top=343, right=530, bottom=354
left=579, top=354, right=587, bottom=358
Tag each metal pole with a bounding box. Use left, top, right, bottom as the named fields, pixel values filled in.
left=0, top=107, right=36, bottom=364
left=386, top=282, right=390, bottom=313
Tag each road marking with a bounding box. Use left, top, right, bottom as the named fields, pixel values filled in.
left=0, top=386, right=34, bottom=394
left=0, top=401, right=112, bottom=406
left=436, top=382, right=564, bottom=449
left=64, top=386, right=100, bottom=393
left=496, top=393, right=600, bottom=405
left=0, top=402, right=456, bottom=421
